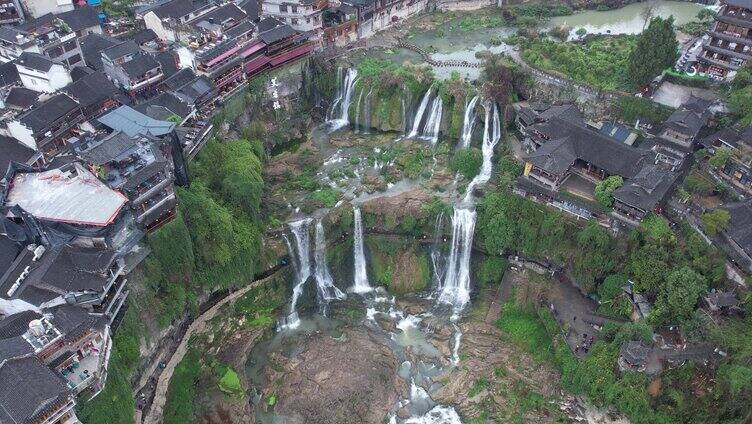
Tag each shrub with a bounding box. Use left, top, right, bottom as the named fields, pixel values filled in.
left=450, top=148, right=483, bottom=179
left=310, top=188, right=340, bottom=208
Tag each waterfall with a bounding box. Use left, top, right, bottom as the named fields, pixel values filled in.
left=429, top=211, right=446, bottom=287
left=465, top=103, right=501, bottom=201
left=314, top=220, right=345, bottom=307
left=407, top=87, right=434, bottom=138
left=352, top=207, right=372, bottom=293
left=327, top=68, right=358, bottom=131
left=280, top=218, right=313, bottom=329
left=363, top=87, right=373, bottom=134
left=327, top=67, right=343, bottom=121
left=438, top=101, right=502, bottom=312
left=437, top=208, right=476, bottom=310
left=460, top=95, right=479, bottom=148
left=451, top=327, right=462, bottom=366
left=422, top=96, right=443, bottom=145
left=354, top=88, right=364, bottom=133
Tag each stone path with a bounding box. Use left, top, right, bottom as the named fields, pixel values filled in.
left=140, top=271, right=284, bottom=424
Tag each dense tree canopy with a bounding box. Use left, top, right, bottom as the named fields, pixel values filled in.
left=594, top=176, right=623, bottom=208
left=627, top=16, right=679, bottom=89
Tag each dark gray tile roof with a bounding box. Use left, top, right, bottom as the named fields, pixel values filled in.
left=18, top=94, right=79, bottom=133
left=190, top=3, right=246, bottom=28
left=57, top=7, right=100, bottom=32
left=526, top=117, right=652, bottom=178
left=0, top=245, right=117, bottom=305
left=4, top=86, right=38, bottom=109
left=120, top=53, right=160, bottom=79
left=102, top=40, right=140, bottom=61
left=0, top=310, right=40, bottom=339
left=726, top=0, right=752, bottom=7
left=135, top=92, right=191, bottom=120
left=161, top=67, right=197, bottom=90
left=259, top=24, right=297, bottom=44
left=0, top=135, right=34, bottom=177
left=132, top=28, right=158, bottom=45
left=0, top=27, right=29, bottom=44
left=62, top=71, right=118, bottom=109
left=613, top=165, right=679, bottom=212
left=257, top=16, right=283, bottom=33
left=700, top=127, right=742, bottom=150
left=151, top=0, right=209, bottom=19
left=225, top=20, right=255, bottom=39
left=16, top=52, right=55, bottom=72
left=0, top=356, right=71, bottom=424
left=664, top=109, right=707, bottom=139
left=0, top=336, right=33, bottom=363
left=238, top=0, right=259, bottom=22
left=725, top=201, right=752, bottom=255
left=80, top=33, right=119, bottom=71
left=78, top=131, right=139, bottom=165
left=50, top=304, right=105, bottom=342
left=0, top=234, right=21, bottom=278
left=0, top=61, right=20, bottom=88
left=70, top=65, right=94, bottom=81
left=154, top=50, right=178, bottom=78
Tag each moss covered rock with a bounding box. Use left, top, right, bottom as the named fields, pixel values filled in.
left=365, top=235, right=430, bottom=295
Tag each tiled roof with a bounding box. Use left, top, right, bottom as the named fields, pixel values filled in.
left=18, top=94, right=79, bottom=133
left=62, top=71, right=118, bottom=109
left=0, top=356, right=71, bottom=424
left=80, top=33, right=119, bottom=70
left=16, top=52, right=55, bottom=72
left=102, top=40, right=140, bottom=61
left=151, top=0, right=209, bottom=19
left=120, top=53, right=160, bottom=79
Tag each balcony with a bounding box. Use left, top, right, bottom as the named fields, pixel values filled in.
left=698, top=52, right=742, bottom=71
left=37, top=112, right=85, bottom=151
left=717, top=12, right=752, bottom=29
left=704, top=42, right=752, bottom=60
left=709, top=31, right=752, bottom=46
left=132, top=177, right=173, bottom=205
left=61, top=330, right=111, bottom=396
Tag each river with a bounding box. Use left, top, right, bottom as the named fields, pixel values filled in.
left=546, top=0, right=708, bottom=40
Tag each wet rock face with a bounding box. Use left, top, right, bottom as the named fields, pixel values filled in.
left=270, top=329, right=404, bottom=424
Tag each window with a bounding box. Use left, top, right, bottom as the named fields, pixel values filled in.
left=68, top=54, right=81, bottom=65
left=291, top=5, right=297, bottom=13
left=280, top=4, right=287, bottom=12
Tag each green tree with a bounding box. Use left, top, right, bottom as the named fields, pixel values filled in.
left=594, top=176, right=624, bottom=208
left=573, top=221, right=615, bottom=293
left=628, top=244, right=669, bottom=294
left=147, top=211, right=195, bottom=284
left=598, top=274, right=631, bottom=318
left=653, top=266, right=707, bottom=323
left=640, top=214, right=675, bottom=245
left=729, top=84, right=752, bottom=126
left=708, top=148, right=732, bottom=169
left=701, top=209, right=731, bottom=236
left=451, top=148, right=483, bottom=179
left=627, top=16, right=679, bottom=89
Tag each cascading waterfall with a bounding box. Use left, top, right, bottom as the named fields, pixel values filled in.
left=460, top=95, right=479, bottom=148
left=314, top=220, right=345, bottom=307
left=279, top=218, right=312, bottom=329
left=363, top=87, right=373, bottom=134
left=352, top=207, right=372, bottom=293
left=421, top=96, right=443, bottom=145
left=407, top=87, right=434, bottom=138
left=465, top=102, right=501, bottom=201
left=438, top=102, right=501, bottom=311
left=327, top=68, right=358, bottom=131
left=354, top=88, right=364, bottom=133
left=429, top=211, right=446, bottom=287
left=436, top=208, right=476, bottom=309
